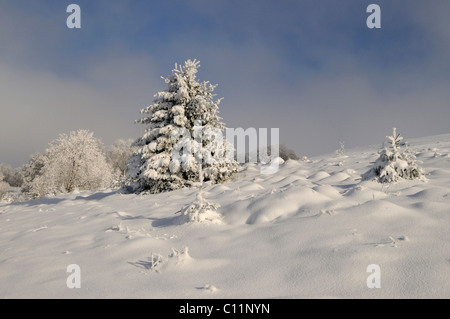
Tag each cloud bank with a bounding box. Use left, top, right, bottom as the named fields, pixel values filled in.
left=0, top=0, right=449, bottom=166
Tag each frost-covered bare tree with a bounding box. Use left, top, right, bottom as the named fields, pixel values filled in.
left=0, top=164, right=22, bottom=187
left=29, top=130, right=112, bottom=197
left=0, top=181, right=9, bottom=200
left=21, top=153, right=46, bottom=195
left=0, top=171, right=9, bottom=200
left=107, top=139, right=135, bottom=177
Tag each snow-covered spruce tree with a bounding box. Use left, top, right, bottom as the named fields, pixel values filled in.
left=362, top=128, right=424, bottom=183
left=126, top=59, right=238, bottom=194
left=29, top=130, right=112, bottom=197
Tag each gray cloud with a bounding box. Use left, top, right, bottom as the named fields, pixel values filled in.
left=0, top=54, right=162, bottom=166
left=0, top=0, right=449, bottom=166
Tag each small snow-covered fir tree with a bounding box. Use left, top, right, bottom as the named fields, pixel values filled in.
left=175, top=190, right=222, bottom=224
left=175, top=163, right=223, bottom=225
left=126, top=59, right=238, bottom=194
left=362, top=128, right=424, bottom=183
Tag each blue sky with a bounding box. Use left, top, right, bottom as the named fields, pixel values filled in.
left=1, top=0, right=449, bottom=166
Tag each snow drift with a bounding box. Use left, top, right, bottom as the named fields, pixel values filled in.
left=1, top=134, right=449, bottom=298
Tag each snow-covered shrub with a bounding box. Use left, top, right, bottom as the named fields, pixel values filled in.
left=28, top=130, right=112, bottom=197
left=279, top=144, right=300, bottom=161
left=106, top=139, right=135, bottom=187
left=362, top=128, right=424, bottom=183
left=0, top=182, right=10, bottom=200
left=335, top=141, right=345, bottom=156
left=245, top=144, right=299, bottom=163
left=0, top=171, right=9, bottom=200
left=175, top=190, right=223, bottom=225
left=126, top=59, right=239, bottom=194
left=107, top=139, right=135, bottom=177
left=0, top=164, right=22, bottom=187
left=21, top=153, right=46, bottom=195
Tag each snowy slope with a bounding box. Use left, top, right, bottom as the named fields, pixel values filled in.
left=1, top=134, right=450, bottom=298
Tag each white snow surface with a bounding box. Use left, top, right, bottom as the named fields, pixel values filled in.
left=1, top=134, right=450, bottom=298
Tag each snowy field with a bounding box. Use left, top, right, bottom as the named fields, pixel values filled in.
left=1, top=134, right=449, bottom=299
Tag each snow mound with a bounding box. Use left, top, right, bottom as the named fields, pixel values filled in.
left=408, top=187, right=450, bottom=202
left=208, top=184, right=232, bottom=194
left=245, top=186, right=330, bottom=224
left=238, top=183, right=265, bottom=192
left=320, top=172, right=352, bottom=183
left=341, top=183, right=388, bottom=202
left=271, top=157, right=285, bottom=165
left=270, top=174, right=307, bottom=188
left=312, top=185, right=342, bottom=199
left=283, top=160, right=302, bottom=169
left=307, top=171, right=330, bottom=181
